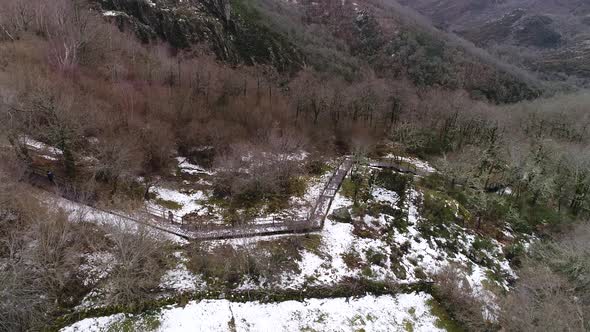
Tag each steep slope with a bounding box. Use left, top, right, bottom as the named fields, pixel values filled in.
left=97, top=0, right=304, bottom=73
left=96, top=0, right=543, bottom=103
left=397, top=0, right=590, bottom=84
left=297, top=0, right=542, bottom=102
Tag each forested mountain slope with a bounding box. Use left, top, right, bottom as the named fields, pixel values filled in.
left=95, top=0, right=304, bottom=73
left=398, top=0, right=590, bottom=85
left=1, top=0, right=589, bottom=331
left=94, top=0, right=543, bottom=103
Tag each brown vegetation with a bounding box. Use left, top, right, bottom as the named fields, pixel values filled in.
left=0, top=152, right=170, bottom=330
left=0, top=1, right=590, bottom=331
left=432, top=266, right=491, bottom=331
left=499, top=223, right=590, bottom=331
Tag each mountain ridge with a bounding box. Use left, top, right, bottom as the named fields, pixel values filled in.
left=397, top=0, right=590, bottom=84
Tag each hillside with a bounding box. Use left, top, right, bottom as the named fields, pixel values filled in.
left=1, top=0, right=590, bottom=331
left=95, top=0, right=304, bottom=73
left=398, top=0, right=590, bottom=85
left=94, top=0, right=542, bottom=103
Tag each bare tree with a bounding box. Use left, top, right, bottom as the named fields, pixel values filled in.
left=14, top=80, right=86, bottom=176
left=93, top=133, right=142, bottom=196
left=0, top=193, right=87, bottom=331
left=43, top=0, right=107, bottom=71
left=433, top=265, right=491, bottom=331
left=106, top=222, right=169, bottom=305
left=500, top=264, right=587, bottom=332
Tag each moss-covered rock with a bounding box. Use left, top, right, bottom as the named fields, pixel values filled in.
left=330, top=207, right=352, bottom=223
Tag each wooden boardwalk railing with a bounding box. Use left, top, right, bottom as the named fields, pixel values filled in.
left=366, top=156, right=432, bottom=176
left=145, top=205, right=184, bottom=224
left=25, top=157, right=353, bottom=241
left=310, top=157, right=353, bottom=229
left=26, top=166, right=98, bottom=205
left=185, top=156, right=353, bottom=240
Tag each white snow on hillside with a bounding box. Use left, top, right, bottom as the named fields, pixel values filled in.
left=55, top=156, right=519, bottom=329
left=62, top=293, right=444, bottom=332
left=20, top=136, right=62, bottom=160
left=150, top=186, right=207, bottom=217
left=62, top=314, right=126, bottom=332
left=197, top=169, right=515, bottom=302
left=102, top=10, right=126, bottom=17
left=152, top=159, right=336, bottom=226
left=79, top=252, right=115, bottom=287
left=391, top=190, right=514, bottom=318
left=23, top=136, right=63, bottom=155
left=159, top=252, right=203, bottom=292
left=176, top=157, right=215, bottom=175
left=289, top=192, right=397, bottom=286
left=206, top=175, right=514, bottom=323
left=39, top=191, right=187, bottom=244
left=254, top=168, right=334, bottom=223
left=384, top=154, right=437, bottom=173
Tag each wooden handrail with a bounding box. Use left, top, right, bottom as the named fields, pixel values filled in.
left=24, top=157, right=354, bottom=241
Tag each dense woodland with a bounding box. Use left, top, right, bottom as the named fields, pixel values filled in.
left=0, top=0, right=589, bottom=331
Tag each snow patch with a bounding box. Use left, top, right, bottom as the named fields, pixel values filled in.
left=62, top=293, right=444, bottom=332
left=40, top=192, right=187, bottom=244
left=150, top=186, right=206, bottom=217
left=79, top=252, right=115, bottom=287
left=383, top=154, right=437, bottom=173
left=176, top=157, right=215, bottom=175
left=61, top=314, right=126, bottom=332
left=102, top=10, right=125, bottom=17
left=159, top=252, right=202, bottom=292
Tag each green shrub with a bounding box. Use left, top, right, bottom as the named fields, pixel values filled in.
left=305, top=159, right=330, bottom=176
left=154, top=198, right=182, bottom=211
left=419, top=191, right=457, bottom=239
left=414, top=267, right=427, bottom=280
left=504, top=242, right=525, bottom=267
left=365, top=248, right=387, bottom=267
left=342, top=249, right=364, bottom=269
left=375, top=170, right=412, bottom=197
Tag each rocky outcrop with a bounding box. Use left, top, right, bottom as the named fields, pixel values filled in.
left=515, top=15, right=561, bottom=49
left=97, top=0, right=304, bottom=73
left=331, top=207, right=352, bottom=223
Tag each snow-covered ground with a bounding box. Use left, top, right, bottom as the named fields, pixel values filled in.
left=20, top=136, right=63, bottom=161
left=53, top=157, right=523, bottom=330
left=159, top=252, right=204, bottom=293
left=176, top=157, right=215, bottom=176
left=383, top=154, right=437, bottom=173
left=103, top=10, right=126, bottom=17
left=218, top=182, right=515, bottom=297
left=289, top=192, right=396, bottom=286
left=62, top=292, right=444, bottom=332
left=79, top=252, right=115, bottom=287
left=192, top=167, right=516, bottom=319
left=149, top=156, right=334, bottom=225
left=39, top=191, right=188, bottom=244
left=150, top=186, right=208, bottom=218
left=23, top=136, right=63, bottom=155
left=252, top=169, right=333, bottom=224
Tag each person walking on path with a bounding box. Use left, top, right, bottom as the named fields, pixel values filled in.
left=47, top=170, right=55, bottom=184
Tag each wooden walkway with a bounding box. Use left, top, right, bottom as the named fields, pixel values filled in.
left=311, top=157, right=353, bottom=229
left=367, top=157, right=431, bottom=177
left=368, top=161, right=417, bottom=174
left=26, top=157, right=353, bottom=241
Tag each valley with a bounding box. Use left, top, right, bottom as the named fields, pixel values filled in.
left=0, top=0, right=589, bottom=331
